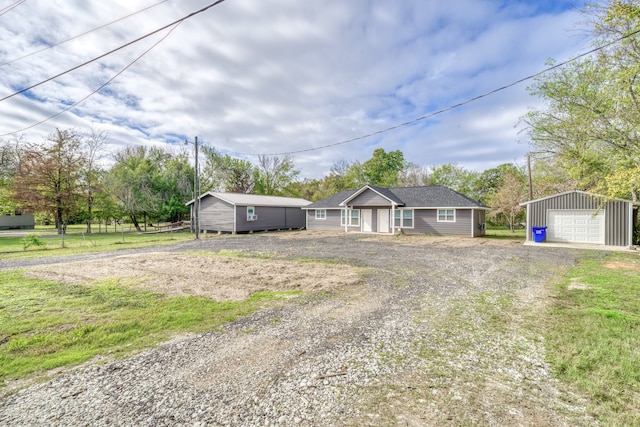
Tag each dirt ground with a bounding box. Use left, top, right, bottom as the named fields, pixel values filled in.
left=25, top=252, right=363, bottom=301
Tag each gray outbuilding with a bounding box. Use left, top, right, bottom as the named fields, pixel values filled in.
left=186, top=192, right=311, bottom=234
left=520, top=190, right=639, bottom=247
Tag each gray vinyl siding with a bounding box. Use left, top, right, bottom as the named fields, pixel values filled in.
left=199, top=197, right=234, bottom=232
left=404, top=209, right=471, bottom=236
left=526, top=192, right=631, bottom=246
left=473, top=209, right=486, bottom=237
left=349, top=190, right=392, bottom=207
left=235, top=206, right=305, bottom=232
left=306, top=209, right=343, bottom=230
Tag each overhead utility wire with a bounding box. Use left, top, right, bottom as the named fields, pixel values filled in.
left=232, top=27, right=640, bottom=157
left=0, top=23, right=182, bottom=137
left=0, top=0, right=227, bottom=103
left=0, top=0, right=26, bottom=17
left=0, top=0, right=168, bottom=67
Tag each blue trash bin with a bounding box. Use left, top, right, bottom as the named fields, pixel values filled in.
left=532, top=227, right=547, bottom=243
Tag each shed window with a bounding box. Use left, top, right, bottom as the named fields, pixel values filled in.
left=315, top=209, right=326, bottom=220
left=341, top=209, right=360, bottom=226
left=438, top=209, right=455, bottom=222
left=247, top=206, right=257, bottom=221
left=394, top=209, right=414, bottom=228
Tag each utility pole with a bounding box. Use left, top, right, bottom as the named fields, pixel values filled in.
left=195, top=136, right=200, bottom=240
left=527, top=153, right=533, bottom=201
left=186, top=136, right=200, bottom=240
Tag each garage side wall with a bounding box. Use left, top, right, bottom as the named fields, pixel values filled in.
left=527, top=192, right=630, bottom=246
left=199, top=197, right=234, bottom=232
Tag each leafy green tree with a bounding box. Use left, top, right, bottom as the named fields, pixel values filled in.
left=0, top=136, right=22, bottom=215
left=201, top=147, right=255, bottom=193
left=426, top=163, right=479, bottom=198
left=254, top=155, right=299, bottom=196
left=361, top=148, right=406, bottom=187
left=485, top=166, right=528, bottom=231
left=524, top=0, right=640, bottom=201
left=13, top=129, right=85, bottom=234
left=107, top=146, right=165, bottom=231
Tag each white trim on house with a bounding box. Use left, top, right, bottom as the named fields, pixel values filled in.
left=315, top=209, right=327, bottom=220
left=393, top=209, right=414, bottom=229
left=338, top=185, right=399, bottom=207
left=437, top=209, right=456, bottom=222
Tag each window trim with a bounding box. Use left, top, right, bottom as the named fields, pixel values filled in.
left=394, top=209, right=414, bottom=229
left=341, top=208, right=360, bottom=227
left=315, top=209, right=326, bottom=220
left=437, top=209, right=455, bottom=222
left=247, top=206, right=256, bottom=221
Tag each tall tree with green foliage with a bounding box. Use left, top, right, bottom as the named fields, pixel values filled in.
left=107, top=146, right=166, bottom=231
left=361, top=148, right=406, bottom=187
left=426, top=163, right=480, bottom=198
left=254, top=155, right=299, bottom=196
left=524, top=0, right=640, bottom=201
left=0, top=136, right=22, bottom=215
left=201, top=147, right=255, bottom=193
left=13, top=129, right=85, bottom=234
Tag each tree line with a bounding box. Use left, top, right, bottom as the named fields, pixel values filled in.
left=0, top=130, right=533, bottom=234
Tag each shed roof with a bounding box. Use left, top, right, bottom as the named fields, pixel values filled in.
left=304, top=185, right=489, bottom=209
left=186, top=192, right=312, bottom=207
left=519, top=190, right=640, bottom=207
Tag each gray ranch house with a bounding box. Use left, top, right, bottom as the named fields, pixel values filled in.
left=187, top=192, right=311, bottom=234
left=520, top=190, right=639, bottom=247
left=303, top=185, right=489, bottom=236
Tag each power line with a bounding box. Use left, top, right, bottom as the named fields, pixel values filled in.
left=230, top=27, right=640, bottom=157
left=0, top=0, right=227, bottom=103
left=0, top=23, right=182, bottom=137
left=0, top=0, right=169, bottom=68
left=0, top=0, right=26, bottom=17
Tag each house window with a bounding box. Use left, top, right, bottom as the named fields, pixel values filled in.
left=247, top=206, right=257, bottom=221
left=438, top=209, right=455, bottom=222
left=315, top=209, right=326, bottom=220
left=341, top=209, right=360, bottom=226
left=394, top=210, right=414, bottom=228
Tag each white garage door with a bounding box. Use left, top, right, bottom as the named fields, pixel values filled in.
left=547, top=210, right=605, bottom=244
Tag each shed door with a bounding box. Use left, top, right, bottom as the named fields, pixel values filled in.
left=547, top=210, right=605, bottom=244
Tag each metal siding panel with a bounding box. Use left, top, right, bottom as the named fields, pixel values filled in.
left=200, top=197, right=234, bottom=232
left=285, top=207, right=306, bottom=229
left=528, top=192, right=630, bottom=246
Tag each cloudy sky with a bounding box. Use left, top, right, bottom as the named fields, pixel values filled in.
left=0, top=0, right=591, bottom=179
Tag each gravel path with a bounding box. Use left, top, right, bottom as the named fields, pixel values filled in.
left=0, top=233, right=599, bottom=426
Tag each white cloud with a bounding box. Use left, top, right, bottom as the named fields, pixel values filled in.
left=0, top=0, right=590, bottom=179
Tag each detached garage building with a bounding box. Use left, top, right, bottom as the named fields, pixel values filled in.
left=520, top=191, right=639, bottom=247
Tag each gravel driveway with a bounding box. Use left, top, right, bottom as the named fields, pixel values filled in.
left=0, top=232, right=599, bottom=426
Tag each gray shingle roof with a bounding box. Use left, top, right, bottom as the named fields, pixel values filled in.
left=303, top=190, right=356, bottom=209
left=304, top=186, right=488, bottom=209
left=187, top=192, right=311, bottom=207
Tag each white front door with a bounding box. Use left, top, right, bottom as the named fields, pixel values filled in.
left=362, top=209, right=372, bottom=232
left=377, top=209, right=390, bottom=233
left=547, top=209, right=605, bottom=244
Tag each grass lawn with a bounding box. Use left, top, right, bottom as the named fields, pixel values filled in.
left=0, top=226, right=196, bottom=259
left=0, top=269, right=298, bottom=387
left=546, top=252, right=640, bottom=426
